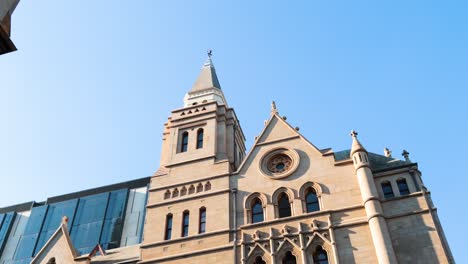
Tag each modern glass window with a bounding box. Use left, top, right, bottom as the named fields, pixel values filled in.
left=278, top=193, right=292, bottom=218
left=182, top=211, right=190, bottom=237
left=282, top=251, right=297, bottom=264
left=0, top=212, right=16, bottom=254
left=165, top=214, right=173, bottom=240
left=251, top=198, right=264, bottom=223
left=397, top=178, right=410, bottom=195
left=381, top=181, right=395, bottom=199
left=199, top=208, right=206, bottom=234
left=313, top=246, right=329, bottom=264
left=305, top=188, right=319, bottom=212
left=254, top=256, right=266, bottom=264
left=181, top=132, right=189, bottom=152
left=196, top=129, right=204, bottom=149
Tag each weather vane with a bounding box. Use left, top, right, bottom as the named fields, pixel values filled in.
left=207, top=49, right=213, bottom=57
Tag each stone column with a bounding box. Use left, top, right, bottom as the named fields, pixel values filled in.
left=350, top=131, right=397, bottom=264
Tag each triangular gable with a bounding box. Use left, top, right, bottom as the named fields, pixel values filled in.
left=31, top=220, right=80, bottom=264
left=236, top=112, right=324, bottom=173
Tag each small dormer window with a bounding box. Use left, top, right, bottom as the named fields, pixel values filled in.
left=181, top=132, right=189, bottom=152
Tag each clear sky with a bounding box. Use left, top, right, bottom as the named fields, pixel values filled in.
left=1, top=0, right=466, bottom=260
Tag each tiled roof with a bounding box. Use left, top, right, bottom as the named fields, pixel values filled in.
left=333, top=149, right=413, bottom=171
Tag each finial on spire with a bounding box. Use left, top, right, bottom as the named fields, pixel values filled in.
left=207, top=49, right=213, bottom=58
left=271, top=101, right=278, bottom=115
left=349, top=130, right=367, bottom=157
left=384, top=147, right=392, bottom=158
left=402, top=149, right=410, bottom=162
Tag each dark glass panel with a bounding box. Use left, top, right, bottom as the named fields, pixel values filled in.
left=71, top=221, right=104, bottom=254
left=254, top=256, right=266, bottom=264
left=306, top=189, right=320, bottom=212
left=13, top=234, right=38, bottom=260
left=381, top=181, right=395, bottom=199
left=34, top=199, right=78, bottom=254
left=182, top=211, right=189, bottom=237
left=313, top=246, right=329, bottom=264
left=165, top=215, right=173, bottom=240
left=199, top=208, right=206, bottom=234
left=197, top=129, right=204, bottom=149
left=23, top=205, right=47, bottom=235
left=397, top=179, right=410, bottom=195
left=70, top=192, right=109, bottom=254
left=251, top=200, right=264, bottom=223
left=181, top=132, right=189, bottom=152
left=100, top=189, right=128, bottom=250
left=282, top=251, right=297, bottom=264
left=0, top=212, right=16, bottom=254
left=278, top=194, right=291, bottom=218
left=13, top=205, right=47, bottom=260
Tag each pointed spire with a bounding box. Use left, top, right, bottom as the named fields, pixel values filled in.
left=350, top=130, right=367, bottom=157
left=190, top=50, right=221, bottom=92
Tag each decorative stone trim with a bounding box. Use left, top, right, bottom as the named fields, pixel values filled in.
left=163, top=181, right=213, bottom=200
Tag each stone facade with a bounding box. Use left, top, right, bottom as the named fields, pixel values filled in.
left=139, top=55, right=454, bottom=264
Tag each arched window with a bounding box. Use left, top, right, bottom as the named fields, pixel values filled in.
left=282, top=251, right=296, bottom=264
left=180, top=131, right=189, bottom=152
left=182, top=211, right=190, bottom=237
left=381, top=181, right=394, bottom=198
left=313, top=246, right=329, bottom=264
left=196, top=128, right=204, bottom=149
left=278, top=193, right=292, bottom=218
left=251, top=198, right=264, bottom=223
left=305, top=188, right=319, bottom=212
left=254, top=256, right=266, bottom=264
left=47, top=258, right=56, bottom=264
left=199, top=207, right=206, bottom=234
left=397, top=178, right=410, bottom=195
left=164, top=214, right=173, bottom=240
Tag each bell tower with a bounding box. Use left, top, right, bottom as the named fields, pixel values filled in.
left=158, top=51, right=246, bottom=170
left=141, top=53, right=246, bottom=261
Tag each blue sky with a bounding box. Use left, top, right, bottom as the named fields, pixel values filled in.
left=1, top=0, right=467, bottom=260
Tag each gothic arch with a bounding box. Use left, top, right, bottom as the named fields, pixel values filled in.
left=299, top=182, right=322, bottom=198
left=244, top=192, right=268, bottom=224
left=272, top=187, right=295, bottom=218
left=272, top=187, right=295, bottom=204
left=275, top=240, right=302, bottom=264
left=305, top=232, right=335, bottom=264
left=244, top=192, right=268, bottom=209
left=245, top=243, right=272, bottom=264
left=299, top=182, right=323, bottom=213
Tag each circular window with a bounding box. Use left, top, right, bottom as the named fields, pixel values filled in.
left=259, top=147, right=300, bottom=179
left=267, top=154, right=292, bottom=173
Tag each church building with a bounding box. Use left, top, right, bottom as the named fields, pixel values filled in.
left=0, top=54, right=454, bottom=263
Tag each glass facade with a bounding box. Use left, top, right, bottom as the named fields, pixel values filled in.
left=0, top=185, right=148, bottom=262
left=0, top=212, right=16, bottom=255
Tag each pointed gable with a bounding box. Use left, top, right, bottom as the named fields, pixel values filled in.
left=237, top=111, right=323, bottom=175
left=31, top=218, right=83, bottom=264
left=256, top=115, right=300, bottom=144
